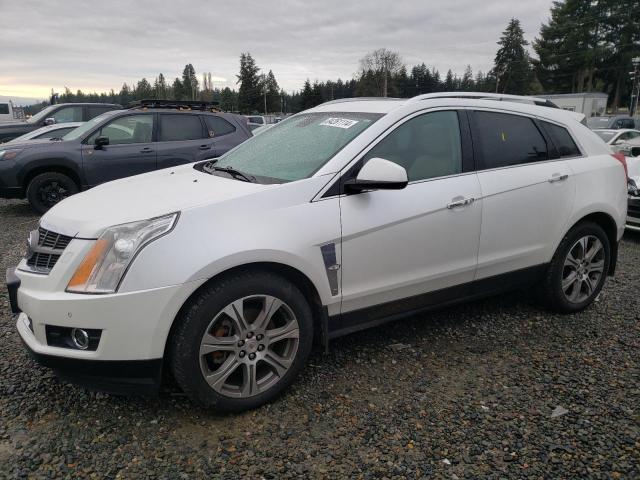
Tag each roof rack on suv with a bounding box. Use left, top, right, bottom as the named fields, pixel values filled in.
left=406, top=92, right=558, bottom=108
left=319, top=97, right=404, bottom=106
left=129, top=99, right=221, bottom=111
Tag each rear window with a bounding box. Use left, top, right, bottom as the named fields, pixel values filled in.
left=159, top=114, right=205, bottom=141
left=473, top=111, right=548, bottom=169
left=542, top=121, right=581, bottom=157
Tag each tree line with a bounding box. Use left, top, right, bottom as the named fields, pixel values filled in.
left=27, top=0, right=639, bottom=116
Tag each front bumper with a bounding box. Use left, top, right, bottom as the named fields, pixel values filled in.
left=18, top=315, right=162, bottom=395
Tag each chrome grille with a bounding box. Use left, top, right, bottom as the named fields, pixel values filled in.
left=22, top=227, right=73, bottom=274
left=38, top=227, right=72, bottom=250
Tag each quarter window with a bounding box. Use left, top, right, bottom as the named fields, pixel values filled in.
left=474, top=111, right=548, bottom=169
left=541, top=121, right=581, bottom=157
left=362, top=111, right=463, bottom=182
left=159, top=114, right=205, bottom=141
left=203, top=116, right=236, bottom=137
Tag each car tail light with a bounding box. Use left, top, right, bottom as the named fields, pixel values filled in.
left=612, top=153, right=628, bottom=179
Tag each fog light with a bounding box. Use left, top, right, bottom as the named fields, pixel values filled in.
left=71, top=328, right=90, bottom=350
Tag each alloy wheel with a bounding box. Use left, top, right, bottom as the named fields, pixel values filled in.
left=38, top=181, right=69, bottom=208
left=199, top=295, right=300, bottom=398
left=561, top=235, right=605, bottom=304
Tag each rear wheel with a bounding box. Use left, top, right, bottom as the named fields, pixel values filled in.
left=170, top=271, right=313, bottom=412
left=541, top=222, right=610, bottom=313
left=26, top=172, right=79, bottom=214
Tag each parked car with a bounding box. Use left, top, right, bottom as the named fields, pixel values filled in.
left=587, top=115, right=636, bottom=130
left=0, top=101, right=252, bottom=213
left=0, top=103, right=121, bottom=143
left=593, top=128, right=640, bottom=146
left=4, top=122, right=83, bottom=144
left=7, top=94, right=627, bottom=412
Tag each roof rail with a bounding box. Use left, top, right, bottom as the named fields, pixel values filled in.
left=129, top=99, right=221, bottom=111
left=319, top=97, right=403, bottom=106
left=406, top=91, right=552, bottom=106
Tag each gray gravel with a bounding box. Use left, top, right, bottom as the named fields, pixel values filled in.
left=1, top=197, right=639, bottom=479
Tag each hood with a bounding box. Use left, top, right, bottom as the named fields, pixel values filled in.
left=0, top=120, right=29, bottom=129
left=41, top=164, right=274, bottom=238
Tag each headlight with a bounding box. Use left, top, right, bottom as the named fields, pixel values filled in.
left=0, top=149, right=22, bottom=161
left=66, top=213, right=178, bottom=294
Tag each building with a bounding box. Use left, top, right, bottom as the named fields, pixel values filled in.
left=537, top=93, right=608, bottom=117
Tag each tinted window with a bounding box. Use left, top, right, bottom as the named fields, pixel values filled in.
left=34, top=126, right=75, bottom=139
left=363, top=111, right=462, bottom=182
left=52, top=106, right=83, bottom=123
left=0, top=104, right=9, bottom=115
left=159, top=114, right=205, bottom=141
left=542, top=121, right=581, bottom=157
left=474, top=111, right=548, bottom=169
left=87, top=106, right=114, bottom=119
left=88, top=114, right=153, bottom=145
left=203, top=116, right=236, bottom=137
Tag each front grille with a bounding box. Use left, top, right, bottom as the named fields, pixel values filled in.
left=22, top=227, right=73, bottom=274
left=37, top=227, right=72, bottom=250
left=26, top=252, right=61, bottom=270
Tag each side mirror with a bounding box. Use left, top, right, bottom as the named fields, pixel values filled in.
left=344, top=157, right=408, bottom=193
left=43, top=117, right=56, bottom=126
left=631, top=146, right=640, bottom=158
left=94, top=136, right=109, bottom=150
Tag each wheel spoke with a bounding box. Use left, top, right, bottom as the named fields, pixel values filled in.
left=240, top=363, right=259, bottom=396
left=266, top=319, right=299, bottom=344
left=578, top=236, right=589, bottom=258
left=583, top=276, right=594, bottom=296
left=262, top=350, right=293, bottom=377
left=204, top=355, right=241, bottom=390
left=585, top=239, right=602, bottom=263
left=564, top=252, right=579, bottom=268
left=200, top=333, right=238, bottom=355
left=568, top=280, right=581, bottom=302
left=221, top=299, right=250, bottom=334
left=562, top=271, right=578, bottom=291
left=253, top=296, right=284, bottom=331
left=588, top=259, right=605, bottom=274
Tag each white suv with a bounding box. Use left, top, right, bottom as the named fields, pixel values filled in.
left=7, top=93, right=627, bottom=411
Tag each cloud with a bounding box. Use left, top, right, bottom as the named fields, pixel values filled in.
left=0, top=0, right=554, bottom=99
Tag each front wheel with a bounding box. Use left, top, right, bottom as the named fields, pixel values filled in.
left=541, top=221, right=610, bottom=313
left=170, top=271, right=314, bottom=412
left=26, top=171, right=79, bottom=214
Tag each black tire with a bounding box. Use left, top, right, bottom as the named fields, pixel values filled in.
left=26, top=171, right=79, bottom=214
left=170, top=270, right=314, bottom=412
left=541, top=221, right=610, bottom=313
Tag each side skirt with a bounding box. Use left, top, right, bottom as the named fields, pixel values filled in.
left=327, top=264, right=548, bottom=340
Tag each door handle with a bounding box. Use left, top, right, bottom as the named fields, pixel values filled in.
left=447, top=197, right=475, bottom=209
left=548, top=173, right=569, bottom=183
left=199, top=144, right=212, bottom=150
left=140, top=147, right=154, bottom=153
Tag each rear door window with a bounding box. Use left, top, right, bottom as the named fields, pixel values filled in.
left=473, top=111, right=548, bottom=169
left=87, top=106, right=115, bottom=119
left=159, top=114, right=206, bottom=141
left=541, top=121, right=581, bottom=158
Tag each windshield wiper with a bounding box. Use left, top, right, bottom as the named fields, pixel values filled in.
left=203, top=161, right=256, bottom=183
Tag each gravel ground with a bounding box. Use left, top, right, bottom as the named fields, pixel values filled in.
left=0, top=197, right=639, bottom=479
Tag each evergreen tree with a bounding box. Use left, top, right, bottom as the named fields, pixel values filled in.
left=494, top=18, right=532, bottom=95
left=236, top=53, right=262, bottom=113
left=181, top=64, right=198, bottom=100
left=154, top=74, right=168, bottom=99
left=444, top=69, right=456, bottom=91
left=461, top=65, right=474, bottom=91
left=265, top=70, right=280, bottom=112
left=300, top=79, right=315, bottom=110
left=172, top=77, right=183, bottom=100
left=135, top=78, right=152, bottom=100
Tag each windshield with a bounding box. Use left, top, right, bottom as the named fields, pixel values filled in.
left=215, top=112, right=382, bottom=182
left=26, top=105, right=58, bottom=124
left=594, top=131, right=616, bottom=142
left=62, top=111, right=118, bottom=141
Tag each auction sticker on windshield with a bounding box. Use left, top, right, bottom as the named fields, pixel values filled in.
left=319, top=118, right=360, bottom=129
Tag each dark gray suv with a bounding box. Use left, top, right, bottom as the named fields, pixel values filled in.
left=0, top=101, right=252, bottom=213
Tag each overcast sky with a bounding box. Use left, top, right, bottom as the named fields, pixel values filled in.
left=0, top=0, right=555, bottom=103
